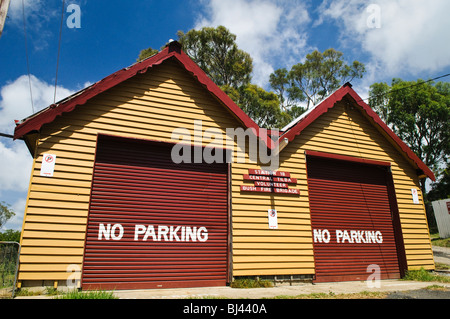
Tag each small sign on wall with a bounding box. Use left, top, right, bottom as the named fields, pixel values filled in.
left=268, top=209, right=278, bottom=229
left=411, top=188, right=420, bottom=204
left=40, top=154, right=56, bottom=177
left=240, top=168, right=299, bottom=195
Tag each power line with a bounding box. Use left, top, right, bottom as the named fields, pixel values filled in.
left=54, top=0, right=66, bottom=104
left=357, top=72, right=450, bottom=104
left=22, top=0, right=34, bottom=113
left=0, top=132, right=23, bottom=140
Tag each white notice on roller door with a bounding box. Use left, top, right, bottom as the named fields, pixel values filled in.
left=268, top=209, right=278, bottom=229
left=41, top=154, right=56, bottom=177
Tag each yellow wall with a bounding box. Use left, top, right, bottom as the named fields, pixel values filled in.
left=232, top=101, right=434, bottom=277
left=288, top=102, right=434, bottom=271
left=18, top=60, right=434, bottom=285
left=18, top=60, right=247, bottom=283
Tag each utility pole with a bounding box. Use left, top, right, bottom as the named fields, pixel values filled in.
left=0, top=0, right=11, bottom=38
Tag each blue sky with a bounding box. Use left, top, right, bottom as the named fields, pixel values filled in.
left=1, top=0, right=450, bottom=230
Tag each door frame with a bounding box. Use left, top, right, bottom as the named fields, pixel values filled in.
left=305, top=150, right=407, bottom=281
left=81, top=133, right=233, bottom=289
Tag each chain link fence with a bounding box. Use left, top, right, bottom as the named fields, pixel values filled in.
left=0, top=242, right=21, bottom=299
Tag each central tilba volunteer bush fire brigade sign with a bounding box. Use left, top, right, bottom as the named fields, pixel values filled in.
left=240, top=169, right=299, bottom=195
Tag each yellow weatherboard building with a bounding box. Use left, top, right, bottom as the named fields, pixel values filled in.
left=13, top=41, right=435, bottom=290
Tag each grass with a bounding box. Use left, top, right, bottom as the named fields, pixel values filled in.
left=271, top=291, right=388, bottom=299
left=430, top=233, right=450, bottom=247
left=55, top=289, right=118, bottom=299
left=432, top=237, right=450, bottom=248
left=403, top=267, right=450, bottom=283
left=230, top=278, right=273, bottom=288
left=424, top=284, right=448, bottom=291
left=14, top=288, right=41, bottom=297
left=436, top=262, right=450, bottom=270
left=14, top=288, right=118, bottom=299
left=189, top=291, right=389, bottom=299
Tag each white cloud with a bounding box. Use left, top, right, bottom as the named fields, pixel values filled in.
left=0, top=74, right=75, bottom=134
left=0, top=140, right=32, bottom=193
left=7, top=0, right=61, bottom=51
left=318, top=0, right=450, bottom=76
left=0, top=75, right=75, bottom=232
left=195, top=0, right=313, bottom=87
left=2, top=197, right=27, bottom=231
left=7, top=0, right=42, bottom=22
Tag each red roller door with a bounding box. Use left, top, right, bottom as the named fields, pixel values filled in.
left=82, top=135, right=229, bottom=290
left=306, top=152, right=404, bottom=282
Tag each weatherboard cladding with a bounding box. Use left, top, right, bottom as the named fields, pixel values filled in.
left=18, top=60, right=245, bottom=282
left=286, top=102, right=434, bottom=270
left=16, top=44, right=434, bottom=286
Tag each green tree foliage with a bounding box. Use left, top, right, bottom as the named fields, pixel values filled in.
left=428, top=165, right=450, bottom=202
left=369, top=79, right=450, bottom=193
left=137, top=47, right=159, bottom=62
left=0, top=201, right=15, bottom=230
left=270, top=48, right=365, bottom=110
left=137, top=29, right=365, bottom=129
left=0, top=229, right=21, bottom=242
left=223, top=84, right=290, bottom=129
left=176, top=26, right=293, bottom=128
left=177, top=26, right=253, bottom=89
left=269, top=68, right=306, bottom=122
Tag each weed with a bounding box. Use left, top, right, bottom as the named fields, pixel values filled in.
left=272, top=291, right=387, bottom=299
left=431, top=236, right=450, bottom=248
left=424, top=284, right=448, bottom=291
left=14, top=288, right=41, bottom=297
left=230, top=278, right=273, bottom=288
left=44, top=287, right=58, bottom=296
left=435, top=262, right=450, bottom=270
left=403, top=267, right=450, bottom=283
left=55, top=289, right=118, bottom=299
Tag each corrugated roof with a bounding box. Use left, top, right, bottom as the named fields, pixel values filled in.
left=14, top=41, right=268, bottom=145
left=279, top=83, right=435, bottom=181
left=13, top=43, right=434, bottom=180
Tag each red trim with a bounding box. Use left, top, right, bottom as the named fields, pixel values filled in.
left=385, top=166, right=408, bottom=277
left=81, top=135, right=230, bottom=290
left=280, top=85, right=435, bottom=181
left=306, top=155, right=404, bottom=283
left=305, top=150, right=391, bottom=167
left=83, top=279, right=225, bottom=291
left=13, top=41, right=434, bottom=181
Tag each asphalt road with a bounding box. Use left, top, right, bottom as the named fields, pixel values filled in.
left=13, top=245, right=450, bottom=300
left=386, top=288, right=450, bottom=299
left=386, top=245, right=450, bottom=299
left=433, top=246, right=450, bottom=265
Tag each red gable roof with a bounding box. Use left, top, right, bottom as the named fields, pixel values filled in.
left=279, top=83, right=435, bottom=181
left=14, top=41, right=266, bottom=144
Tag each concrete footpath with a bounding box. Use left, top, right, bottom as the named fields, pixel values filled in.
left=111, top=279, right=450, bottom=299
left=433, top=246, right=450, bottom=265
left=15, top=245, right=450, bottom=300
left=114, top=245, right=450, bottom=299
left=13, top=279, right=449, bottom=300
